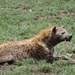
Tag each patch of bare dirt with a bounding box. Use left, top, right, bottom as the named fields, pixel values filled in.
left=58, top=10, right=75, bottom=18
left=34, top=15, right=56, bottom=20
left=34, top=10, right=75, bottom=21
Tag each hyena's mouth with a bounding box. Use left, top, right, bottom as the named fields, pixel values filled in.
left=65, top=35, right=73, bottom=41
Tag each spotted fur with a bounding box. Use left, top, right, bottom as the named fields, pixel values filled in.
left=0, top=26, right=72, bottom=64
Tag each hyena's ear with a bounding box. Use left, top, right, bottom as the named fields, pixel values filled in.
left=51, top=26, right=56, bottom=37
left=52, top=26, right=56, bottom=34
left=61, top=26, right=65, bottom=28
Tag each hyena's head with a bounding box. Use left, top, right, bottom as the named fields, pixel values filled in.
left=51, top=26, right=73, bottom=42
left=36, top=26, right=72, bottom=46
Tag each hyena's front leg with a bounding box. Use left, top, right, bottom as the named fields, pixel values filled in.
left=46, top=48, right=55, bottom=63
left=46, top=55, right=75, bottom=64
left=56, top=55, right=75, bottom=64
left=47, top=48, right=75, bottom=64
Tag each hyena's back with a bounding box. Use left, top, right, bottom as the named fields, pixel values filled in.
left=0, top=40, right=32, bottom=63
left=0, top=39, right=45, bottom=64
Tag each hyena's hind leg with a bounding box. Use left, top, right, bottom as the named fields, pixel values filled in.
left=0, top=54, right=14, bottom=65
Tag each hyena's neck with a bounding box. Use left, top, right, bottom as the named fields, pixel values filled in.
left=46, top=37, right=61, bottom=47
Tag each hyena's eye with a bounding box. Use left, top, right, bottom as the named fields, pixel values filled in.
left=61, top=32, right=65, bottom=34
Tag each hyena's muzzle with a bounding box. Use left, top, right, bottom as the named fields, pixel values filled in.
left=62, top=33, right=73, bottom=41
left=65, top=34, right=72, bottom=41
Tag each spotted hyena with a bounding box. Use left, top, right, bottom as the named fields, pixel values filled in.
left=0, top=26, right=74, bottom=64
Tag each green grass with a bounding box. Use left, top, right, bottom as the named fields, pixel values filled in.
left=0, top=0, right=75, bottom=75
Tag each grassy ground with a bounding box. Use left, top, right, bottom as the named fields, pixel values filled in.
left=0, top=0, right=75, bottom=75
